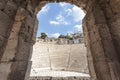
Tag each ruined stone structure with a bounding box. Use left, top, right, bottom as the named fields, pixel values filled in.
left=0, top=0, right=120, bottom=80
left=31, top=41, right=88, bottom=71
left=36, top=37, right=84, bottom=44
left=29, top=40, right=89, bottom=80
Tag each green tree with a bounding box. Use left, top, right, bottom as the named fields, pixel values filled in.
left=58, top=34, right=66, bottom=38
left=58, top=34, right=73, bottom=40
left=40, top=32, right=47, bottom=39
left=66, top=35, right=73, bottom=40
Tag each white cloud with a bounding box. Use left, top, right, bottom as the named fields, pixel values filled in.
left=72, top=5, right=85, bottom=22
left=59, top=2, right=72, bottom=16
left=59, top=2, right=68, bottom=7
left=65, top=9, right=72, bottom=16
left=37, top=5, right=50, bottom=15
left=67, top=31, right=74, bottom=34
left=55, top=14, right=69, bottom=25
left=74, top=24, right=83, bottom=32
left=50, top=21, right=60, bottom=25
left=59, top=4, right=85, bottom=22
left=50, top=14, right=69, bottom=25
left=50, top=33, right=60, bottom=38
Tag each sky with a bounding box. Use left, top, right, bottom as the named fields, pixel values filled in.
left=36, top=2, right=85, bottom=38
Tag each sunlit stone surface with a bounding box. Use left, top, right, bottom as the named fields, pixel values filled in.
left=31, top=40, right=88, bottom=73
left=30, top=69, right=90, bottom=77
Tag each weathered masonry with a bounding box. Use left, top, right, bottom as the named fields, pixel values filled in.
left=0, top=0, right=120, bottom=80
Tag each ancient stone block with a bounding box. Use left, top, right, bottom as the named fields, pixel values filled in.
left=4, top=1, right=18, bottom=18
left=1, top=20, right=22, bottom=62
left=0, top=10, right=11, bottom=36
left=14, top=36, right=32, bottom=61
left=8, top=61, right=28, bottom=80
left=24, top=61, right=32, bottom=80
left=0, top=35, right=6, bottom=48
left=0, top=0, right=8, bottom=10
left=0, top=62, right=12, bottom=80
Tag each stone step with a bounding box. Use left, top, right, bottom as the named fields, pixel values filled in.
left=29, top=69, right=90, bottom=80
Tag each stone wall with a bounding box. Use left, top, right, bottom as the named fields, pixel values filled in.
left=83, top=0, right=120, bottom=80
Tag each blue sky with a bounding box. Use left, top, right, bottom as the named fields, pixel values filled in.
left=37, top=2, right=85, bottom=38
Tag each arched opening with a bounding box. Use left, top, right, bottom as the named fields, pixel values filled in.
left=1, top=0, right=120, bottom=80
left=29, top=2, right=90, bottom=80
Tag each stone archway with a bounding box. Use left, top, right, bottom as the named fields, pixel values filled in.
left=0, top=0, right=120, bottom=80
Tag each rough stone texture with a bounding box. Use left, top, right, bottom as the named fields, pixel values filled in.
left=29, top=70, right=90, bottom=80
left=83, top=19, right=97, bottom=80
left=31, top=42, right=88, bottom=73
left=0, top=0, right=120, bottom=80
left=0, top=62, right=12, bottom=80
left=30, top=76, right=90, bottom=80
left=98, top=0, right=120, bottom=62
left=83, top=1, right=120, bottom=80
